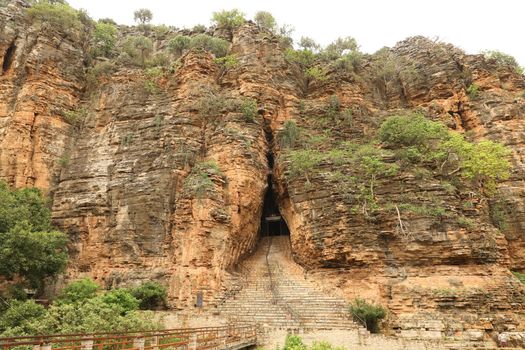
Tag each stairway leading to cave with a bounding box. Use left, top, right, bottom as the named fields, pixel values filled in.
left=215, top=236, right=358, bottom=329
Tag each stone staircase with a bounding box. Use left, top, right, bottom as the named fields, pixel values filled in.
left=215, top=236, right=358, bottom=330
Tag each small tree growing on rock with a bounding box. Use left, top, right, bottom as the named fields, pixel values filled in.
left=211, top=9, right=245, bottom=30
left=254, top=11, right=276, bottom=33
left=133, top=8, right=153, bottom=25
left=349, top=298, right=386, bottom=333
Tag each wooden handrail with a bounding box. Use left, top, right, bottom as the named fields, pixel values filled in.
left=0, top=324, right=258, bottom=350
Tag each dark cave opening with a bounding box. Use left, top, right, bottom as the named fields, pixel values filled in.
left=2, top=42, right=16, bottom=75
left=260, top=153, right=290, bottom=237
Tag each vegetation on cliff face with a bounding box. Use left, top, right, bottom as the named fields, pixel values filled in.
left=0, top=279, right=164, bottom=336
left=0, top=182, right=67, bottom=291
left=281, top=113, right=511, bottom=220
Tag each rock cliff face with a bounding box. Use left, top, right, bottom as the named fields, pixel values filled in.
left=1, top=0, right=524, bottom=339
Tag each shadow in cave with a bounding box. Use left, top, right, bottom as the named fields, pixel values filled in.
left=259, top=153, right=290, bottom=237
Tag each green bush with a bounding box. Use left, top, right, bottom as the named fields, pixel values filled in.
left=467, top=83, right=480, bottom=98
left=86, top=61, right=116, bottom=90
left=121, top=35, right=153, bottom=67
left=254, top=11, right=276, bottom=32
left=0, top=300, right=46, bottom=335
left=299, top=37, right=320, bottom=51
left=56, top=278, right=99, bottom=304
left=283, top=334, right=306, bottom=350
left=101, top=289, right=139, bottom=313
left=279, top=120, right=299, bottom=148
left=63, top=107, right=87, bottom=126
left=305, top=66, right=327, bottom=81
left=130, top=282, right=167, bottom=310
left=284, top=48, right=316, bottom=67
left=26, top=1, right=84, bottom=32
left=91, top=22, right=117, bottom=58
left=323, top=36, right=359, bottom=59
left=379, top=114, right=511, bottom=195
left=378, top=114, right=448, bottom=150
left=211, top=9, right=245, bottom=30
left=183, top=161, right=224, bottom=198
left=133, top=8, right=152, bottom=24
left=214, top=54, right=239, bottom=70
left=513, top=271, right=525, bottom=285
left=441, top=133, right=511, bottom=195
left=240, top=98, right=257, bottom=122
left=349, top=298, right=386, bottom=333
left=168, top=35, right=191, bottom=56
left=192, top=24, right=207, bottom=33
left=0, top=183, right=67, bottom=290
left=189, top=34, right=229, bottom=58
left=489, top=199, right=509, bottom=231
left=483, top=50, right=524, bottom=74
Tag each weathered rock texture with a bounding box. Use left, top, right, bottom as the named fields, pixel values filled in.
left=1, top=0, right=524, bottom=341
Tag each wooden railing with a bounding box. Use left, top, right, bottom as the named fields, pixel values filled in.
left=0, top=325, right=257, bottom=350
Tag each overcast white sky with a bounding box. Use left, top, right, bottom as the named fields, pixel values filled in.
left=68, top=0, right=525, bottom=66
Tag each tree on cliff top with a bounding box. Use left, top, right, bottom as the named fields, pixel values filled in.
left=0, top=182, right=67, bottom=291
left=133, top=8, right=153, bottom=25
left=211, top=9, right=245, bottom=30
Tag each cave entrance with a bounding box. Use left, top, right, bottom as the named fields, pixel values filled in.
left=260, top=155, right=289, bottom=237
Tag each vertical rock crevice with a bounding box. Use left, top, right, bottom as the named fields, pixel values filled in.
left=1, top=40, right=16, bottom=75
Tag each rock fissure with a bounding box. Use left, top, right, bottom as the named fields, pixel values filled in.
left=1, top=40, right=15, bottom=74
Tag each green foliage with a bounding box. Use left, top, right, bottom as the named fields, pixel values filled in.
left=379, top=114, right=448, bottom=150
left=441, top=134, right=511, bottom=195
left=279, top=120, right=299, bottom=148
left=467, top=83, right=480, bottom=99
left=0, top=183, right=67, bottom=289
left=0, top=182, right=51, bottom=233
left=489, top=199, right=509, bottom=231
left=299, top=37, right=320, bottom=52
left=86, top=61, right=116, bottom=90
left=0, top=300, right=46, bottom=335
left=130, top=282, right=168, bottom=310
left=483, top=50, right=524, bottom=74
left=284, top=48, right=316, bottom=67
left=195, top=85, right=229, bottom=119
left=214, top=54, right=239, bottom=70
left=0, top=279, right=160, bottom=337
left=168, top=35, right=191, bottom=56
left=326, top=94, right=340, bottom=119
left=305, top=66, right=327, bottom=81
left=323, top=36, right=359, bottom=59
left=57, top=278, right=99, bottom=304
left=282, top=336, right=343, bottom=350
left=349, top=298, right=386, bottom=333
left=58, top=154, right=70, bottom=168
left=240, top=98, right=257, bottom=122
left=98, top=18, right=116, bottom=25
left=379, top=114, right=511, bottom=195
left=63, top=107, right=87, bottom=127
left=133, top=8, right=152, bottom=24
left=192, top=24, right=207, bottom=33
left=91, top=22, right=117, bottom=58
left=189, top=34, right=229, bottom=58
left=457, top=216, right=474, bottom=229
left=254, top=11, right=276, bottom=32
left=283, top=334, right=306, bottom=350
left=143, top=67, right=163, bottom=94
left=211, top=9, right=245, bottom=30
left=101, top=289, right=139, bottom=313
left=121, top=35, right=153, bottom=67
left=26, top=1, right=84, bottom=32
left=183, top=161, right=223, bottom=198
left=286, top=149, right=324, bottom=183
left=309, top=341, right=344, bottom=350
left=513, top=271, right=525, bottom=285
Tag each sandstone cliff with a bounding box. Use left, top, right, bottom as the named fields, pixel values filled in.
left=1, top=0, right=524, bottom=340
